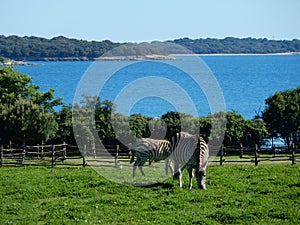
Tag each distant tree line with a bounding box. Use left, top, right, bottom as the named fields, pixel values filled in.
left=0, top=67, right=299, bottom=148
left=1, top=35, right=300, bottom=61
left=171, top=37, right=300, bottom=54
left=0, top=35, right=120, bottom=61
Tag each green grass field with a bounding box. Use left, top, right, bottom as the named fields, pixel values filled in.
left=0, top=165, right=299, bottom=225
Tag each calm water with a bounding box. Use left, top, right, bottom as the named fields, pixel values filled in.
left=16, top=55, right=300, bottom=119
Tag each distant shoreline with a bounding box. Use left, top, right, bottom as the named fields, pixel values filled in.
left=0, top=60, right=38, bottom=66
left=171, top=52, right=300, bottom=57
left=2, top=52, right=299, bottom=66
left=96, top=54, right=176, bottom=61
left=2, top=35, right=300, bottom=62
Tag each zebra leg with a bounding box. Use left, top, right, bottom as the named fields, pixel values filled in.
left=138, top=165, right=146, bottom=176
left=165, top=159, right=169, bottom=176
left=129, top=150, right=135, bottom=164
left=133, top=154, right=148, bottom=177
left=138, top=158, right=147, bottom=177
left=187, top=166, right=194, bottom=190
left=133, top=157, right=145, bottom=177
left=165, top=158, right=174, bottom=176
left=172, top=162, right=184, bottom=188
left=133, top=160, right=138, bottom=178
left=178, top=168, right=183, bottom=188
left=133, top=160, right=146, bottom=177
left=169, top=159, right=174, bottom=176
left=173, top=168, right=183, bottom=188
left=196, top=170, right=206, bottom=190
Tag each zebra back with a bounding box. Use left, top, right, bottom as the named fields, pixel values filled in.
left=132, top=138, right=171, bottom=162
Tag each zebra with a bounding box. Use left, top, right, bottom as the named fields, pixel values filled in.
left=130, top=138, right=172, bottom=177
left=170, top=132, right=209, bottom=190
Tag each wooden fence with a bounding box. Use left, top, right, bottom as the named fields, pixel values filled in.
left=1, top=142, right=299, bottom=167
left=209, top=143, right=300, bottom=166
left=0, top=146, right=26, bottom=166
left=81, top=144, right=130, bottom=167
left=25, top=143, right=67, bottom=167
left=0, top=143, right=130, bottom=167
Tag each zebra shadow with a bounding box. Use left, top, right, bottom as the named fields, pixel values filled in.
left=139, top=182, right=174, bottom=189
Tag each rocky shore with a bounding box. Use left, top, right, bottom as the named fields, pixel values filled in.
left=0, top=60, right=36, bottom=66
left=96, top=54, right=176, bottom=61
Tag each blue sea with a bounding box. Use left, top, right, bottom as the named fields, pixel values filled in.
left=16, top=55, right=300, bottom=119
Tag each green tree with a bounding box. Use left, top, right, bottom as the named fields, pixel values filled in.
left=223, top=111, right=245, bottom=146
left=74, top=95, right=119, bottom=145
left=111, top=113, right=135, bottom=145
left=54, top=105, right=74, bottom=143
left=72, top=104, right=96, bottom=147
left=147, top=118, right=167, bottom=139
left=161, top=111, right=181, bottom=138
left=0, top=100, right=57, bottom=145
left=242, top=119, right=269, bottom=146
left=0, top=67, right=62, bottom=145
left=199, top=116, right=211, bottom=141
left=95, top=98, right=116, bottom=144
left=129, top=114, right=150, bottom=138
left=0, top=66, right=62, bottom=111
left=262, top=87, right=300, bottom=146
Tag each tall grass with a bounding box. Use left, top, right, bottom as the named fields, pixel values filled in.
left=0, top=165, right=299, bottom=224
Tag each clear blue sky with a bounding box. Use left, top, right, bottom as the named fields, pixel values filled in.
left=1, top=0, right=299, bottom=42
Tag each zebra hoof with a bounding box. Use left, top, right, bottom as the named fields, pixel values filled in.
left=198, top=186, right=206, bottom=190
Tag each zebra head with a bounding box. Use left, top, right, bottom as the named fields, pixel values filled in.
left=195, top=170, right=206, bottom=190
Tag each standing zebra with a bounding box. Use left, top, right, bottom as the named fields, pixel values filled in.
left=170, top=132, right=209, bottom=190
left=130, top=138, right=172, bottom=177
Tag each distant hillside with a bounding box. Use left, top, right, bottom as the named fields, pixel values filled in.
left=171, top=37, right=300, bottom=54
left=0, top=35, right=120, bottom=61
left=98, top=42, right=176, bottom=60
left=0, top=35, right=299, bottom=61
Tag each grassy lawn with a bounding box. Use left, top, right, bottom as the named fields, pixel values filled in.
left=0, top=165, right=299, bottom=224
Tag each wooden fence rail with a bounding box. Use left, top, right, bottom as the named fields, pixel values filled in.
left=0, top=146, right=26, bottom=166
left=82, top=144, right=130, bottom=167
left=209, top=143, right=300, bottom=166
left=1, top=143, right=299, bottom=168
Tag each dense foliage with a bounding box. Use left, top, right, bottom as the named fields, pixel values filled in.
left=263, top=87, right=300, bottom=147
left=171, top=37, right=300, bottom=54
left=0, top=67, right=62, bottom=145
left=0, top=35, right=120, bottom=61
left=1, top=35, right=300, bottom=61
left=72, top=96, right=267, bottom=147
left=2, top=67, right=300, bottom=148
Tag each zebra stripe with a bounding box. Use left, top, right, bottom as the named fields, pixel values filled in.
left=170, top=132, right=209, bottom=189
left=131, top=138, right=172, bottom=177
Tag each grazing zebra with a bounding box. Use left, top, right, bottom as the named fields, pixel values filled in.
left=130, top=138, right=172, bottom=177
left=170, top=132, right=209, bottom=190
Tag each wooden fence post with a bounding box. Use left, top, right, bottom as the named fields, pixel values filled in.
left=21, top=148, right=26, bottom=166
left=291, top=143, right=295, bottom=165
left=273, top=144, right=276, bottom=157
left=254, top=144, right=259, bottom=166
left=0, top=145, right=3, bottom=167
left=92, top=142, right=96, bottom=159
left=240, top=143, right=243, bottom=158
left=51, top=145, right=55, bottom=168
left=83, top=144, right=86, bottom=167
left=63, top=142, right=67, bottom=160
left=37, top=144, right=40, bottom=159
left=115, top=145, right=119, bottom=167
left=220, top=144, right=224, bottom=165
left=41, top=141, right=44, bottom=159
